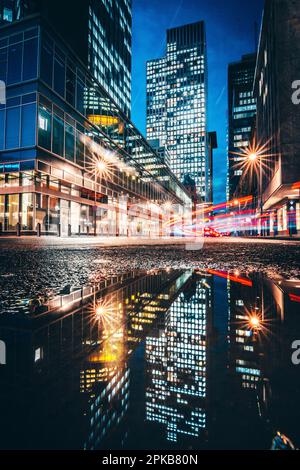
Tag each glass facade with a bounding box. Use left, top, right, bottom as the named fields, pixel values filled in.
left=227, top=54, right=257, bottom=200
left=147, top=22, right=209, bottom=200
left=0, top=0, right=132, bottom=116
left=88, top=0, right=132, bottom=117
left=0, top=17, right=191, bottom=236
left=145, top=272, right=211, bottom=444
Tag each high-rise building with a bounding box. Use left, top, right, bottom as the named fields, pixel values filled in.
left=0, top=0, right=132, bottom=116
left=227, top=54, right=257, bottom=200
left=0, top=14, right=191, bottom=238
left=254, top=0, right=300, bottom=236
left=147, top=22, right=209, bottom=200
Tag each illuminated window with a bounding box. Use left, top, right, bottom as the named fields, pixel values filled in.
left=34, top=347, right=43, bottom=363
left=3, top=8, right=13, bottom=22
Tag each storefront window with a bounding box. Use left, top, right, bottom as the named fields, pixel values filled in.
left=36, top=194, right=48, bottom=231
left=71, top=201, right=80, bottom=234
left=0, top=195, right=5, bottom=230
left=21, top=193, right=33, bottom=230
left=7, top=194, right=19, bottom=230
left=48, top=197, right=60, bottom=232
left=283, top=206, right=288, bottom=232
left=80, top=205, right=91, bottom=234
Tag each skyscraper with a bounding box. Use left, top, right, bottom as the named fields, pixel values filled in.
left=147, top=22, right=209, bottom=200
left=145, top=272, right=212, bottom=446
left=227, top=54, right=257, bottom=200
left=0, top=0, right=132, bottom=116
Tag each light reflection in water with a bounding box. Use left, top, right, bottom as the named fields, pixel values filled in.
left=0, top=269, right=300, bottom=450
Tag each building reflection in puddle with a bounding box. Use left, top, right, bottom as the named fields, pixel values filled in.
left=145, top=271, right=211, bottom=446
left=0, top=269, right=300, bottom=450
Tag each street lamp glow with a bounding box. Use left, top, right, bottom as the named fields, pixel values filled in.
left=248, top=152, right=258, bottom=161
left=230, top=136, right=276, bottom=185
left=163, top=201, right=173, bottom=211
left=248, top=315, right=261, bottom=331
left=96, top=159, right=107, bottom=172
left=95, top=304, right=105, bottom=319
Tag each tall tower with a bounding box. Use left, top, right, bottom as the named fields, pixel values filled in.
left=147, top=21, right=208, bottom=200
left=227, top=53, right=257, bottom=200
left=0, top=0, right=132, bottom=116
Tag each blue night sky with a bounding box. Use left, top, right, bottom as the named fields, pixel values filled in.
left=131, top=0, right=264, bottom=203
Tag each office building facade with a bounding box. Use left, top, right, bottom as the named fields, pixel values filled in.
left=0, top=0, right=132, bottom=116
left=227, top=53, right=257, bottom=200
left=145, top=272, right=212, bottom=445
left=0, top=15, right=191, bottom=238
left=147, top=22, right=209, bottom=200
left=254, top=0, right=300, bottom=236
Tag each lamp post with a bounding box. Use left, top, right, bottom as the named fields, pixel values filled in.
left=246, top=152, right=261, bottom=236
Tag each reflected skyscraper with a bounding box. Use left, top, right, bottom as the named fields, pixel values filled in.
left=1, top=269, right=300, bottom=450
left=145, top=272, right=212, bottom=446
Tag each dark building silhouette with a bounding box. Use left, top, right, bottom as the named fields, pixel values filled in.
left=254, top=0, right=300, bottom=236
left=227, top=53, right=257, bottom=200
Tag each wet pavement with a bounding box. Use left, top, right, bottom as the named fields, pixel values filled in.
left=0, top=240, right=300, bottom=450
left=0, top=238, right=299, bottom=316
left=0, top=268, right=300, bottom=450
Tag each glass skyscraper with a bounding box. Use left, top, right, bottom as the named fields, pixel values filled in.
left=145, top=272, right=212, bottom=445
left=227, top=53, right=257, bottom=200
left=146, top=22, right=209, bottom=200
left=0, top=13, right=191, bottom=238
left=0, top=0, right=132, bottom=117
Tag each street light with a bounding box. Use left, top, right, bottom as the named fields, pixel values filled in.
left=248, top=315, right=261, bottom=331
left=230, top=138, right=276, bottom=237
left=248, top=152, right=258, bottom=162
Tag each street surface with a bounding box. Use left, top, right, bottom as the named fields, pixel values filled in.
left=0, top=236, right=299, bottom=316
